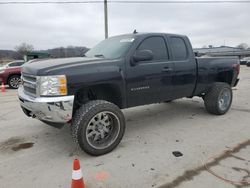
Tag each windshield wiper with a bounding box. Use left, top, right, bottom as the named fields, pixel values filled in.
left=94, top=54, right=105, bottom=58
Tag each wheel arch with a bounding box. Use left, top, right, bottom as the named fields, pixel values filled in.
left=7, top=73, right=21, bottom=83
left=73, top=83, right=124, bottom=115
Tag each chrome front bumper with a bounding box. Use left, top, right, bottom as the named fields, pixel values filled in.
left=18, top=86, right=74, bottom=124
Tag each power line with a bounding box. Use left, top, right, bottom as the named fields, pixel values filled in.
left=1, top=1, right=250, bottom=5
left=0, top=1, right=100, bottom=4
left=111, top=0, right=250, bottom=3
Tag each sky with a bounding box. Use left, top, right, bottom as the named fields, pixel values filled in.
left=0, top=0, right=250, bottom=50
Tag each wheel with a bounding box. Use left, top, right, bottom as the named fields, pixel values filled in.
left=8, top=75, right=21, bottom=89
left=204, top=82, right=232, bottom=115
left=71, top=100, right=125, bottom=156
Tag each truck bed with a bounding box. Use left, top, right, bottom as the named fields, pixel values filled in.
left=194, top=56, right=240, bottom=96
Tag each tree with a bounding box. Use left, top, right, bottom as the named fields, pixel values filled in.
left=15, top=42, right=34, bottom=56
left=236, top=43, right=248, bottom=50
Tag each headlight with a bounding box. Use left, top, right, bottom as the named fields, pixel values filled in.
left=38, top=75, right=67, bottom=96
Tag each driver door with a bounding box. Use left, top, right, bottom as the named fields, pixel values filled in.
left=126, top=36, right=175, bottom=107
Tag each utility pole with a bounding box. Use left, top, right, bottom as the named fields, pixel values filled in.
left=104, top=0, right=108, bottom=39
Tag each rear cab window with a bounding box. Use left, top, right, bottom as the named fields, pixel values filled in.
left=170, top=37, right=188, bottom=61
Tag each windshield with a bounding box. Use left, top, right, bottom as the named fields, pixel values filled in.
left=85, top=35, right=135, bottom=59
left=6, top=61, right=24, bottom=67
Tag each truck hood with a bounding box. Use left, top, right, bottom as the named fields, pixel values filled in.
left=22, top=57, right=108, bottom=75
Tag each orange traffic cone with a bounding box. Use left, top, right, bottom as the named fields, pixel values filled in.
left=1, top=83, right=6, bottom=93
left=71, top=159, right=85, bottom=188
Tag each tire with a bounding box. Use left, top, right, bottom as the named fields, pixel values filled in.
left=204, top=82, right=232, bottom=115
left=71, top=100, right=125, bottom=156
left=8, top=75, right=21, bottom=89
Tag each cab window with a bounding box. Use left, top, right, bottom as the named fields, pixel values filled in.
left=170, top=37, right=188, bottom=61
left=137, top=37, right=169, bottom=61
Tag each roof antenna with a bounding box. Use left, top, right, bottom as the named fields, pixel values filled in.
left=133, top=29, right=137, bottom=34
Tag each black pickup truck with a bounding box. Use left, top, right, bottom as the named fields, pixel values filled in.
left=18, top=33, right=240, bottom=156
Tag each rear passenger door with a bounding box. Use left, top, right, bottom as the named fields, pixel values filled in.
left=169, top=36, right=196, bottom=98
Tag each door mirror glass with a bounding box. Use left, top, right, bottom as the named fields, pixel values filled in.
left=133, top=50, right=153, bottom=63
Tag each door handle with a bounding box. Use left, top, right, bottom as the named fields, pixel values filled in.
left=162, top=67, right=173, bottom=72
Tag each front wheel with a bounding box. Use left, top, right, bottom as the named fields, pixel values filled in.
left=8, top=75, right=21, bottom=89
left=204, top=82, right=232, bottom=115
left=71, top=100, right=125, bottom=156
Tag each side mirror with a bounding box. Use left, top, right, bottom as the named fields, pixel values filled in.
left=132, top=50, right=153, bottom=64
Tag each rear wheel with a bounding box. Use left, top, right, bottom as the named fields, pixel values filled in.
left=8, top=75, right=21, bottom=89
left=204, top=82, right=232, bottom=115
left=71, top=100, right=125, bottom=156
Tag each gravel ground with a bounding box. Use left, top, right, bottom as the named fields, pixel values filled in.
left=0, top=66, right=249, bottom=188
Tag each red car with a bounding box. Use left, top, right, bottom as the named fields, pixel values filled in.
left=0, top=60, right=25, bottom=89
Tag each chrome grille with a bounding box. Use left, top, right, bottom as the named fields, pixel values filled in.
left=22, top=73, right=37, bottom=96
